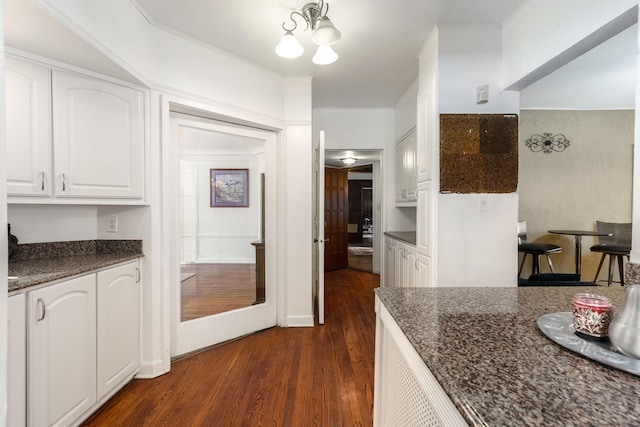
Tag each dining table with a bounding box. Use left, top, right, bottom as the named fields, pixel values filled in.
left=548, top=229, right=612, bottom=276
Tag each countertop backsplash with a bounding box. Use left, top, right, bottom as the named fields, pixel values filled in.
left=9, top=239, right=143, bottom=262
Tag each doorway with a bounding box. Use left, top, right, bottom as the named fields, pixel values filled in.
left=324, top=150, right=382, bottom=275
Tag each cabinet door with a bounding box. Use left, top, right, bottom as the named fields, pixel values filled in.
left=52, top=70, right=145, bottom=200
left=5, top=57, right=52, bottom=197
left=394, top=139, right=406, bottom=203
left=416, top=253, right=432, bottom=287
left=395, top=241, right=407, bottom=287
left=97, top=262, right=140, bottom=399
left=404, top=244, right=417, bottom=287
left=8, top=293, right=26, bottom=427
left=404, top=129, right=417, bottom=202
left=383, top=237, right=397, bottom=288
left=28, top=274, right=97, bottom=427
left=416, top=181, right=432, bottom=257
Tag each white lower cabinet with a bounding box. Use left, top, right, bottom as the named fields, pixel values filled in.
left=28, top=274, right=97, bottom=427
left=97, top=262, right=140, bottom=399
left=383, top=236, right=397, bottom=288
left=374, top=297, right=466, bottom=426
left=8, top=293, right=26, bottom=427
left=384, top=235, right=421, bottom=288
left=26, top=261, right=140, bottom=427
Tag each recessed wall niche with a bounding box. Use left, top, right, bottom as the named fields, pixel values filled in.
left=440, top=114, right=518, bottom=193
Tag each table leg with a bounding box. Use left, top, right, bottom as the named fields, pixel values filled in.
left=575, top=236, right=582, bottom=276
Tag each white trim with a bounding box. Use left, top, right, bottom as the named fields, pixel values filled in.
left=286, top=315, right=314, bottom=327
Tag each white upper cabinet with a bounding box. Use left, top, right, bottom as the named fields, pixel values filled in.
left=53, top=70, right=145, bottom=200
left=394, top=127, right=417, bottom=206
left=5, top=55, right=147, bottom=204
left=5, top=57, right=52, bottom=197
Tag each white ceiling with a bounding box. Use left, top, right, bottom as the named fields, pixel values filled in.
left=4, top=0, right=634, bottom=110
left=4, top=0, right=527, bottom=108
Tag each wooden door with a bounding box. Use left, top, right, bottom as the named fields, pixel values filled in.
left=325, top=167, right=349, bottom=272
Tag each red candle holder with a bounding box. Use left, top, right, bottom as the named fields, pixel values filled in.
left=572, top=293, right=613, bottom=338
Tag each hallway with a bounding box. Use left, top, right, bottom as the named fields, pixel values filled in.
left=83, top=269, right=379, bottom=426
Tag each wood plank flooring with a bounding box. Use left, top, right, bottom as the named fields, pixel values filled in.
left=181, top=264, right=256, bottom=321
left=83, top=268, right=379, bottom=426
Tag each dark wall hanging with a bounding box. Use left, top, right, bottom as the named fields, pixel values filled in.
left=440, top=114, right=518, bottom=194
left=525, top=132, right=570, bottom=153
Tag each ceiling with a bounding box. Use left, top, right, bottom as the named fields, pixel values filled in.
left=4, top=0, right=527, bottom=109
left=4, top=0, right=634, bottom=111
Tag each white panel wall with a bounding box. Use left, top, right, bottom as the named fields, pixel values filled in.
left=436, top=27, right=520, bottom=287
left=503, top=0, right=637, bottom=89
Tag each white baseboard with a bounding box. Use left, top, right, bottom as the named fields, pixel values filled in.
left=286, top=314, right=314, bottom=327
left=135, top=358, right=170, bottom=379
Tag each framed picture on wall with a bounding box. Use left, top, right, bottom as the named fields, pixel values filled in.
left=210, top=169, right=249, bottom=207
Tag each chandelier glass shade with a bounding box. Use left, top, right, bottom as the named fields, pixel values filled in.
left=275, top=1, right=341, bottom=64
left=275, top=30, right=304, bottom=58
left=313, top=44, right=338, bottom=65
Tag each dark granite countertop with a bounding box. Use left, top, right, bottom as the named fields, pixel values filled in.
left=8, top=240, right=143, bottom=293
left=375, top=286, right=639, bottom=426
left=384, top=231, right=416, bottom=245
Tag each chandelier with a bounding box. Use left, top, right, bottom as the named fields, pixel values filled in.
left=275, top=0, right=341, bottom=65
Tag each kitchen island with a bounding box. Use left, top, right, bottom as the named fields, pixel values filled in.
left=374, top=286, right=639, bottom=426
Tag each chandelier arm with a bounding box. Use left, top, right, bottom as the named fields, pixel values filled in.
left=282, top=11, right=310, bottom=32
left=319, top=0, right=328, bottom=17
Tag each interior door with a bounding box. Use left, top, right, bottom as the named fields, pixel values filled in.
left=325, top=167, right=349, bottom=272
left=169, top=112, right=277, bottom=357
left=315, top=131, right=326, bottom=324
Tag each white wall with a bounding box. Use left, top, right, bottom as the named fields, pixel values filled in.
left=32, top=0, right=286, bottom=124
left=8, top=205, right=99, bottom=243
left=181, top=155, right=262, bottom=264
left=503, top=0, right=637, bottom=90
left=436, top=26, right=520, bottom=287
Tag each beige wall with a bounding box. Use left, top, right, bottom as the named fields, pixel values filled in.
left=518, top=109, right=634, bottom=281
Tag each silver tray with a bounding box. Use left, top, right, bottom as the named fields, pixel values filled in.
left=537, top=312, right=640, bottom=377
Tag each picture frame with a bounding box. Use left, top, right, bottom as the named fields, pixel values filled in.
left=210, top=169, right=249, bottom=207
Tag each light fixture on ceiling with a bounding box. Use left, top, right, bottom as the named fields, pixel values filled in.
left=340, top=157, right=357, bottom=166
left=275, top=0, right=341, bottom=65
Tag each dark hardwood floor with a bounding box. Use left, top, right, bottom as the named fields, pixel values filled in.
left=181, top=263, right=256, bottom=321
left=83, top=268, right=379, bottom=426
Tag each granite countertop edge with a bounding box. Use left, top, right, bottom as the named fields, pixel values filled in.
left=8, top=239, right=144, bottom=294
left=8, top=253, right=143, bottom=293
left=384, top=231, right=417, bottom=245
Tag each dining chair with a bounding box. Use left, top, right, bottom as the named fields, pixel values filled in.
left=590, top=221, right=632, bottom=286
left=518, top=221, right=562, bottom=278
